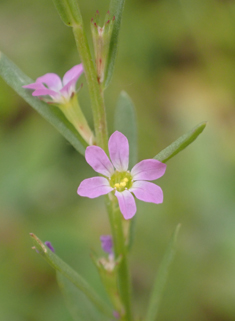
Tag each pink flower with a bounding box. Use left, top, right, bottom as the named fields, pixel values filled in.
left=77, top=131, right=166, bottom=220
left=23, top=64, right=83, bottom=104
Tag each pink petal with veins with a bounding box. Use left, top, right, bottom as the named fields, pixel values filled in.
left=130, top=181, right=163, bottom=204
left=115, top=190, right=136, bottom=219
left=32, top=88, right=60, bottom=99
left=62, top=64, right=83, bottom=86
left=109, top=131, right=129, bottom=172
left=23, top=83, right=45, bottom=90
left=61, top=64, right=83, bottom=98
left=77, top=177, right=113, bottom=198
left=131, top=159, right=166, bottom=181
left=36, top=73, right=62, bottom=91
left=85, top=146, right=114, bottom=177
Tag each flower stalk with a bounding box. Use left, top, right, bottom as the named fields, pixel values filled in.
left=105, top=194, right=132, bottom=321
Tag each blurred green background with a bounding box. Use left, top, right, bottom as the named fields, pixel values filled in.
left=1, top=0, right=235, bottom=320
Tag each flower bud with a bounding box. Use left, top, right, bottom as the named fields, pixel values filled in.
left=91, top=11, right=115, bottom=83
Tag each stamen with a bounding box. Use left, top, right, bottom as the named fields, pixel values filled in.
left=120, top=182, right=126, bottom=187
left=114, top=183, right=120, bottom=188
left=123, top=178, right=128, bottom=182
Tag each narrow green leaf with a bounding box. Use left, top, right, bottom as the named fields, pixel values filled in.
left=0, top=52, right=87, bottom=155
left=145, top=224, right=181, bottom=321
left=30, top=234, right=113, bottom=319
left=57, top=272, right=110, bottom=321
left=114, top=91, right=138, bottom=168
left=154, top=121, right=207, bottom=163
left=104, top=0, right=125, bottom=88
left=52, top=0, right=82, bottom=26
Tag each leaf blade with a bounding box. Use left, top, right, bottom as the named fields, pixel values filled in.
left=0, top=52, right=87, bottom=155
left=104, top=0, right=126, bottom=88
left=154, top=122, right=207, bottom=163
left=145, top=224, right=181, bottom=321
left=30, top=233, right=113, bottom=319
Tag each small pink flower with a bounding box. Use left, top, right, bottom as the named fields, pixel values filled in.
left=23, top=64, right=83, bottom=104
left=77, top=131, right=166, bottom=220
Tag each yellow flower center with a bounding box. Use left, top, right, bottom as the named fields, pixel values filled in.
left=110, top=171, right=133, bottom=192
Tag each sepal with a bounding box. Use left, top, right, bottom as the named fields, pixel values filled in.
left=57, top=94, right=95, bottom=145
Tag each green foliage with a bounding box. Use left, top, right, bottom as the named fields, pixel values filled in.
left=154, top=122, right=207, bottom=163
left=0, top=52, right=87, bottom=155
left=30, top=233, right=113, bottom=319
left=145, top=224, right=181, bottom=321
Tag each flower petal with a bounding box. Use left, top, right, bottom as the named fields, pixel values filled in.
left=115, top=190, right=136, bottom=220
left=85, top=146, right=114, bottom=177
left=62, top=64, right=83, bottom=86
left=23, top=82, right=46, bottom=90
left=77, top=177, right=113, bottom=198
left=32, top=88, right=61, bottom=100
left=131, top=159, right=166, bottom=181
left=36, top=73, right=62, bottom=91
left=61, top=65, right=83, bottom=98
left=108, top=131, right=129, bottom=171
left=130, top=181, right=163, bottom=204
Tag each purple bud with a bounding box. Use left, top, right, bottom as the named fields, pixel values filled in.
left=100, top=235, right=113, bottom=255
left=45, top=241, right=55, bottom=253
left=113, top=311, right=120, bottom=319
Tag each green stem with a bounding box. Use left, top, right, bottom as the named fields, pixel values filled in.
left=72, top=23, right=108, bottom=152
left=70, top=6, right=132, bottom=320
left=105, top=195, right=132, bottom=321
